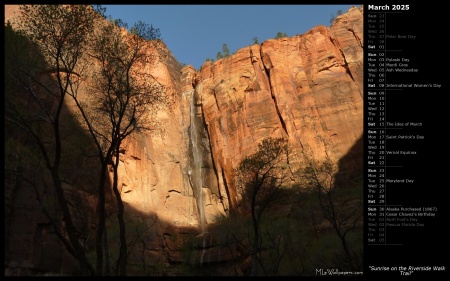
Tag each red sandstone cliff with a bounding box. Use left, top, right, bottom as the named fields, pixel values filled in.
left=184, top=5, right=363, bottom=212
left=4, top=5, right=363, bottom=275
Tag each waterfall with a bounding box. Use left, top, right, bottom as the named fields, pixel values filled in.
left=200, top=236, right=207, bottom=265
left=189, top=90, right=206, bottom=232
left=200, top=232, right=213, bottom=266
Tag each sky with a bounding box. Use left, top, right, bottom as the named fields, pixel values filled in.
left=102, top=4, right=357, bottom=70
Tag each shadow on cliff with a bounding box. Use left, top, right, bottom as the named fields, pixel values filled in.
left=190, top=134, right=365, bottom=276
left=5, top=76, right=364, bottom=275
left=3, top=22, right=211, bottom=276
left=166, top=134, right=365, bottom=276
left=3, top=71, right=190, bottom=275
left=4, top=21, right=364, bottom=275
left=336, top=134, right=364, bottom=185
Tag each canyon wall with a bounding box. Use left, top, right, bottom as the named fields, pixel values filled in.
left=4, top=5, right=363, bottom=275
left=186, top=5, right=363, bottom=212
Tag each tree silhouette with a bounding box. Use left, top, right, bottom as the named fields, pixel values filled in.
left=70, top=17, right=168, bottom=276
left=222, top=43, right=230, bottom=57
left=235, top=137, right=292, bottom=275
left=275, top=32, right=288, bottom=39
left=298, top=156, right=363, bottom=271
left=5, top=4, right=99, bottom=275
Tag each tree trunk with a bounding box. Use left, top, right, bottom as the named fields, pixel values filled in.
left=113, top=146, right=127, bottom=276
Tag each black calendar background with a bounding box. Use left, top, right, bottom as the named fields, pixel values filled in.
left=363, top=1, right=446, bottom=278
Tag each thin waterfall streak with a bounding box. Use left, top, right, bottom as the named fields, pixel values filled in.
left=208, top=233, right=213, bottom=263
left=190, top=90, right=206, bottom=233
left=200, top=236, right=206, bottom=265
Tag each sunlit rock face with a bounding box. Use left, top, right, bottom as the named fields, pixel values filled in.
left=115, top=44, right=226, bottom=228
left=189, top=6, right=364, bottom=211
left=4, top=5, right=363, bottom=275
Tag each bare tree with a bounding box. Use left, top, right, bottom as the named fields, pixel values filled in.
left=5, top=5, right=99, bottom=275
left=299, top=156, right=363, bottom=271
left=68, top=17, right=168, bottom=276
left=235, top=137, right=292, bottom=276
